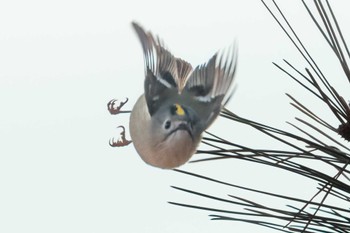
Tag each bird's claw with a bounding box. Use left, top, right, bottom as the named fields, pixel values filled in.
left=107, top=98, right=129, bottom=115
left=109, top=125, right=132, bottom=147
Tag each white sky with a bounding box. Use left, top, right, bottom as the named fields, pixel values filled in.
left=1, top=0, right=349, bottom=232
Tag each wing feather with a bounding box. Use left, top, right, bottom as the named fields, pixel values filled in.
left=132, top=22, right=193, bottom=115
left=186, top=43, right=237, bottom=103
left=185, top=43, right=238, bottom=127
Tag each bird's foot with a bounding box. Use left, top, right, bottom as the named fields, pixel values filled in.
left=107, top=97, right=130, bottom=115
left=109, top=126, right=132, bottom=147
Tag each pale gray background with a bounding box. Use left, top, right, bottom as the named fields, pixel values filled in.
left=1, top=0, right=349, bottom=232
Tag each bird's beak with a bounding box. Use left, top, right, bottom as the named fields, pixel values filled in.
left=173, top=121, right=194, bottom=140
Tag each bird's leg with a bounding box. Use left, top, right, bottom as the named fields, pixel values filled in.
left=107, top=97, right=131, bottom=115
left=109, top=126, right=132, bottom=147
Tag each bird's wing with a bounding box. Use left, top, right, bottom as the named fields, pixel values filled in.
left=184, top=43, right=237, bottom=128
left=132, top=22, right=193, bottom=116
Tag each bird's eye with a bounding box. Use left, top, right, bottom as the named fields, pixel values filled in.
left=164, top=120, right=171, bottom=130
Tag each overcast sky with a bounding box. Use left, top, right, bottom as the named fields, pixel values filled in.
left=1, top=1, right=349, bottom=232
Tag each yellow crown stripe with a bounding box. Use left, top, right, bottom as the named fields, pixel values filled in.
left=175, top=104, right=185, bottom=116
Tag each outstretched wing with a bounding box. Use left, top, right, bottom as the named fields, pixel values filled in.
left=185, top=44, right=237, bottom=128
left=132, top=22, right=193, bottom=116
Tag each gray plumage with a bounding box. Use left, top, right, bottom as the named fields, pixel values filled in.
left=130, top=22, right=237, bottom=169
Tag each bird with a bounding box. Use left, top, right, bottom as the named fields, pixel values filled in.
left=129, top=22, right=237, bottom=169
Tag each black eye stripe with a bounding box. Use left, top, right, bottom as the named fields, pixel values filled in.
left=170, top=105, right=177, bottom=115
left=183, top=107, right=189, bottom=116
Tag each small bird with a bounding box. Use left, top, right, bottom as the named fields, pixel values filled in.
left=129, top=22, right=237, bottom=169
